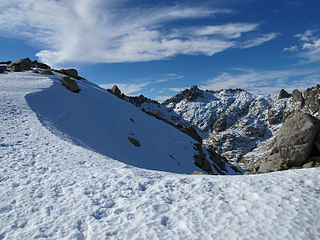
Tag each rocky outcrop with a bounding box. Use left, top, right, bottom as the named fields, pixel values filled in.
left=7, top=58, right=34, bottom=72
left=56, top=69, right=84, bottom=80
left=254, top=112, right=320, bottom=173
left=127, top=94, right=160, bottom=108
left=0, top=66, right=6, bottom=73
left=291, top=89, right=304, bottom=108
left=278, top=89, right=291, bottom=100
left=107, top=85, right=125, bottom=99
left=303, top=85, right=320, bottom=118
left=59, top=76, right=81, bottom=93
left=267, top=98, right=288, bottom=125
left=163, top=86, right=204, bottom=104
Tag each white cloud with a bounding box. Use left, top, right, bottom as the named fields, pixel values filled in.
left=241, top=33, right=277, bottom=48
left=282, top=45, right=298, bottom=52
left=283, top=29, right=320, bottom=63
left=0, top=0, right=276, bottom=66
left=200, top=68, right=320, bottom=95
left=155, top=73, right=184, bottom=83
left=193, top=23, right=259, bottom=38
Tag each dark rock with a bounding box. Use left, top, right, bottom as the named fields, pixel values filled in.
left=257, top=112, right=320, bottom=173
left=267, top=100, right=287, bottom=125
left=128, top=137, right=140, bottom=147
left=32, top=70, right=40, bottom=74
left=163, top=85, right=204, bottom=104
left=59, top=76, right=81, bottom=93
left=303, top=85, right=320, bottom=117
left=8, top=58, right=33, bottom=71
left=40, top=70, right=54, bottom=75
left=32, top=60, right=50, bottom=69
left=58, top=68, right=78, bottom=77
left=291, top=89, right=304, bottom=108
left=213, top=115, right=227, bottom=132
left=178, top=126, right=202, bottom=143
left=0, top=66, right=6, bottom=73
left=108, top=85, right=125, bottom=99
left=278, top=89, right=291, bottom=100
left=127, top=94, right=159, bottom=107
left=0, top=61, right=11, bottom=65
left=193, top=143, right=213, bottom=174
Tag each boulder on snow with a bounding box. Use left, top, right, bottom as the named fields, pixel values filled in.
left=57, top=68, right=84, bottom=80
left=278, top=89, right=291, bottom=100
left=256, top=112, right=320, bottom=173
left=108, top=85, right=125, bottom=99
left=59, top=76, right=81, bottom=93
left=8, top=58, right=34, bottom=72
left=0, top=66, right=6, bottom=73
left=128, top=137, right=141, bottom=147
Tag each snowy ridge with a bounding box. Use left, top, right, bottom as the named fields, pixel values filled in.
left=1, top=71, right=320, bottom=239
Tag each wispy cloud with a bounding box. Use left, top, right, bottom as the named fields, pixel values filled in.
left=200, top=67, right=320, bottom=95
left=0, top=0, right=276, bottom=66
left=241, top=33, right=277, bottom=48
left=193, top=23, right=260, bottom=38
left=283, top=29, right=320, bottom=62
left=282, top=45, right=298, bottom=52
left=155, top=73, right=184, bottom=83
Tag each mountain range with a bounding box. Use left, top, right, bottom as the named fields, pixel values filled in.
left=1, top=58, right=319, bottom=239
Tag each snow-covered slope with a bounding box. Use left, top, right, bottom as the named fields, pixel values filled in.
left=1, top=71, right=320, bottom=239
left=24, top=72, right=206, bottom=174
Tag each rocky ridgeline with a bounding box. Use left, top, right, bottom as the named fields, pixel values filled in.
left=0, top=58, right=84, bottom=93
left=108, top=85, right=243, bottom=175
left=109, top=84, right=320, bottom=174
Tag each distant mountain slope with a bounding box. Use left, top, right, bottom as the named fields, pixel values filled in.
left=111, top=84, right=320, bottom=171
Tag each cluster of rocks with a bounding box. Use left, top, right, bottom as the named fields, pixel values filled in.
left=249, top=112, right=320, bottom=173
left=163, top=86, right=204, bottom=104
left=0, top=58, right=83, bottom=93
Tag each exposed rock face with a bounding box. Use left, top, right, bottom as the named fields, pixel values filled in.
left=127, top=94, right=159, bottom=108
left=163, top=85, right=204, bottom=104
left=7, top=58, right=34, bottom=72
left=0, top=66, right=6, bottom=73
left=59, top=76, right=81, bottom=93
left=107, top=85, right=125, bottom=99
left=278, top=89, right=291, bottom=100
left=303, top=85, right=320, bottom=117
left=57, top=69, right=84, bottom=80
left=255, top=112, right=320, bottom=173
left=267, top=98, right=288, bottom=125
left=291, top=89, right=304, bottom=108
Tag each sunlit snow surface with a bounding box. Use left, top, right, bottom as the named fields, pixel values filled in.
left=0, top=72, right=319, bottom=239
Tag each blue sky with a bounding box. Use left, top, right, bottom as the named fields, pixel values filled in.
left=0, top=0, right=319, bottom=101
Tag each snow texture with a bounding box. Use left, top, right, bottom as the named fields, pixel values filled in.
left=1, top=71, right=320, bottom=239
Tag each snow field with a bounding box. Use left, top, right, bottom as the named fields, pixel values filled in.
left=0, top=72, right=319, bottom=239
